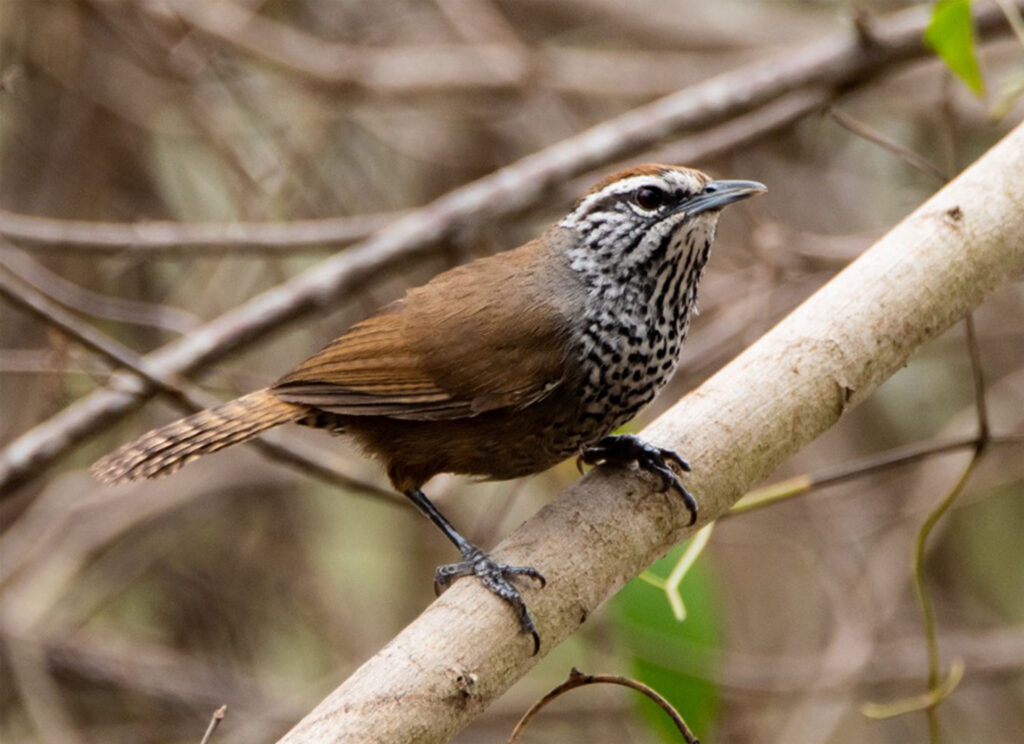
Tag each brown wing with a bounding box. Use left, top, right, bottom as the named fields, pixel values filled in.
left=272, top=241, right=577, bottom=421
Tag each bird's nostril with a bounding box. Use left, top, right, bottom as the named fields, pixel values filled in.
left=704, top=183, right=719, bottom=193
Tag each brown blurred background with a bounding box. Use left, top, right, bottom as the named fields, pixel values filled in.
left=1, top=1, right=1022, bottom=742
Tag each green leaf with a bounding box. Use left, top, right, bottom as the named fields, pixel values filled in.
left=925, top=0, right=985, bottom=96
left=611, top=542, right=721, bottom=742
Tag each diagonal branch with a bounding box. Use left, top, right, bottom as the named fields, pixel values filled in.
left=0, top=89, right=825, bottom=257
left=273, top=122, right=1024, bottom=744
left=0, top=256, right=396, bottom=502
left=0, top=210, right=402, bottom=255
left=0, top=2, right=1018, bottom=497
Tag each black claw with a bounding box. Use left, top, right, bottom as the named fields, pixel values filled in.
left=502, top=564, right=547, bottom=588
left=662, top=449, right=692, bottom=473
left=434, top=546, right=545, bottom=654
left=402, top=488, right=545, bottom=652
left=582, top=434, right=698, bottom=525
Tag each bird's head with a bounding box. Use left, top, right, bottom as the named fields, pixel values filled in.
left=560, top=164, right=765, bottom=281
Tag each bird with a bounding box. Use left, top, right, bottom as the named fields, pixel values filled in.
left=92, top=164, right=765, bottom=653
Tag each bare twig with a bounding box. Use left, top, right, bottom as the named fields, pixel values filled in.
left=0, top=258, right=398, bottom=502
left=0, top=349, right=111, bottom=377
left=139, top=0, right=757, bottom=96
left=40, top=632, right=273, bottom=712
left=912, top=455, right=980, bottom=743
left=909, top=312, right=992, bottom=742
left=729, top=433, right=1021, bottom=516
left=433, top=0, right=531, bottom=52
left=995, top=0, right=1024, bottom=46
left=5, top=639, right=86, bottom=744
left=563, top=87, right=833, bottom=199
left=965, top=314, right=990, bottom=444
left=0, top=248, right=199, bottom=332
left=0, top=89, right=827, bottom=259
left=515, top=0, right=832, bottom=52
left=507, top=668, right=698, bottom=744
left=0, top=209, right=402, bottom=255
left=829, top=107, right=949, bottom=185
left=1, top=2, right=1019, bottom=496
left=200, top=706, right=228, bottom=744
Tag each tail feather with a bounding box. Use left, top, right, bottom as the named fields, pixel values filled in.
left=92, top=389, right=305, bottom=483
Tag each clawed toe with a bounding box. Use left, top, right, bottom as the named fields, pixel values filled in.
left=434, top=547, right=546, bottom=654
left=659, top=448, right=691, bottom=473
left=581, top=434, right=698, bottom=525
left=402, top=488, right=545, bottom=653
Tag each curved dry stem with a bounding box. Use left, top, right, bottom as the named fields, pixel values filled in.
left=506, top=668, right=698, bottom=744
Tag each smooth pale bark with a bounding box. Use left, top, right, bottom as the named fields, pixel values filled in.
left=277, top=122, right=1024, bottom=743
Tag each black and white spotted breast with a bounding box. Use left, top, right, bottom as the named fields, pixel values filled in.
left=569, top=228, right=715, bottom=446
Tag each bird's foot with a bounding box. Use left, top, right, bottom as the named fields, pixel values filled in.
left=435, top=545, right=546, bottom=654
left=581, top=434, right=697, bottom=525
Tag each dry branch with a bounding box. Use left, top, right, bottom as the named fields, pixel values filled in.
left=1, top=3, right=1018, bottom=497
left=0, top=210, right=402, bottom=255
left=273, top=122, right=1024, bottom=744
left=152, top=0, right=778, bottom=95
left=0, top=256, right=396, bottom=501
left=0, top=90, right=824, bottom=257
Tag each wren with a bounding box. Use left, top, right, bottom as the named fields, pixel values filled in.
left=93, top=164, right=765, bottom=652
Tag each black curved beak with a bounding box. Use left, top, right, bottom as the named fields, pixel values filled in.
left=679, top=179, right=767, bottom=217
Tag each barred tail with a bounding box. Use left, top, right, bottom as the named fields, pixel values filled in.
left=91, top=389, right=305, bottom=483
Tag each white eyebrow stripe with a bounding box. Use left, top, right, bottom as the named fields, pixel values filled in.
left=561, top=175, right=669, bottom=227
left=589, top=175, right=670, bottom=200
left=560, top=168, right=708, bottom=228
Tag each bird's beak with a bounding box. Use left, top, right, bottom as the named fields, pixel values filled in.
left=677, top=179, right=767, bottom=217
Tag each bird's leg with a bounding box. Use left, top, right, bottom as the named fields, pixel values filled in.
left=402, top=488, right=546, bottom=653
left=580, top=434, right=697, bottom=525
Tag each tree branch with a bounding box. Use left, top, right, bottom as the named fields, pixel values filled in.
left=273, top=123, right=1024, bottom=743
left=0, top=256, right=397, bottom=502
left=0, top=89, right=824, bottom=257
left=0, top=210, right=402, bottom=255
left=149, top=0, right=792, bottom=95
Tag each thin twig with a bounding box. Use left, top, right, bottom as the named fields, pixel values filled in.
left=0, top=209, right=402, bottom=255
left=0, top=349, right=111, bottom=377
left=39, top=631, right=272, bottom=712
left=964, top=314, right=990, bottom=444
left=862, top=658, right=965, bottom=719
left=0, top=247, right=200, bottom=332
left=199, top=705, right=227, bottom=744
left=908, top=314, right=992, bottom=742
left=506, top=668, right=699, bottom=744
left=143, top=0, right=762, bottom=96
left=994, top=0, right=1024, bottom=46
left=912, top=454, right=980, bottom=743
left=433, top=0, right=531, bottom=52
left=1, top=90, right=828, bottom=259
left=0, top=261, right=400, bottom=503
left=829, top=106, right=949, bottom=185
left=728, top=433, right=1020, bottom=516
left=563, top=87, right=833, bottom=200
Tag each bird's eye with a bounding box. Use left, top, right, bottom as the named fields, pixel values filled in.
left=634, top=186, right=667, bottom=211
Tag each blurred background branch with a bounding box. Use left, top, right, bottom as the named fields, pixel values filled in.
left=0, top=254, right=398, bottom=501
